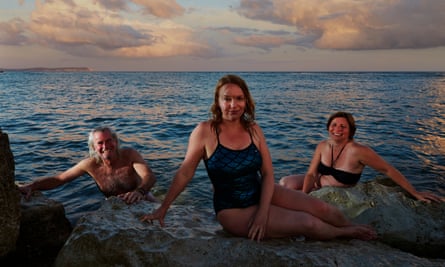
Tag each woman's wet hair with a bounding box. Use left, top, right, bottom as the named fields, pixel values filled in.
left=326, top=112, right=356, bottom=139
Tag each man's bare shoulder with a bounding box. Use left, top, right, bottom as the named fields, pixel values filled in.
left=119, top=147, right=144, bottom=160
left=119, top=147, right=139, bottom=155
left=75, top=157, right=98, bottom=171
left=77, top=157, right=96, bottom=166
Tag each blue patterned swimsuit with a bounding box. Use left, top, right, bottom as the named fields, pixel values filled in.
left=204, top=132, right=263, bottom=214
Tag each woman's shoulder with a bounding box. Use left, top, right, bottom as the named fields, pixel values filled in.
left=194, top=120, right=213, bottom=132
left=190, top=120, right=215, bottom=139
left=249, top=122, right=265, bottom=138
left=349, top=140, right=369, bottom=149
left=197, top=120, right=212, bottom=127
left=250, top=121, right=268, bottom=133
left=316, top=139, right=329, bottom=148
left=348, top=140, right=375, bottom=155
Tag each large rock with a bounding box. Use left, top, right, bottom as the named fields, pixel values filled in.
left=15, top=192, right=73, bottom=262
left=0, top=129, right=72, bottom=266
left=311, top=178, right=445, bottom=258
left=55, top=180, right=445, bottom=267
left=0, top=130, right=21, bottom=257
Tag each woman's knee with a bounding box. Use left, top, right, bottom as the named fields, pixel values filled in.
left=309, top=198, right=335, bottom=216
left=278, top=176, right=289, bottom=186
left=279, top=175, right=299, bottom=189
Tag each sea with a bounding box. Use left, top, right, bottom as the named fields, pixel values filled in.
left=1, top=71, right=444, bottom=225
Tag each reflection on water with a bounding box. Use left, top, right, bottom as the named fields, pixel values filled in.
left=412, top=76, right=445, bottom=194
left=1, top=71, right=444, bottom=223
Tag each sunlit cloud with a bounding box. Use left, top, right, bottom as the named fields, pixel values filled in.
left=94, top=0, right=185, bottom=18
left=237, top=0, right=445, bottom=50
left=0, top=0, right=208, bottom=58
left=0, top=0, right=444, bottom=70
left=132, top=0, right=185, bottom=18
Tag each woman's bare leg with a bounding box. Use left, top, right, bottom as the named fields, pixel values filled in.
left=217, top=205, right=376, bottom=241
left=279, top=174, right=305, bottom=190
left=217, top=206, right=257, bottom=237
left=272, top=184, right=351, bottom=227
left=265, top=205, right=376, bottom=240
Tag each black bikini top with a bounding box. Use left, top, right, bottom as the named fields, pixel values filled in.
left=317, top=143, right=362, bottom=185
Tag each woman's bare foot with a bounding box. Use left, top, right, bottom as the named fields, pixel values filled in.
left=346, top=224, right=377, bottom=240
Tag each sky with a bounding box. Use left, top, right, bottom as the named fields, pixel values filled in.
left=1, top=0, right=445, bottom=72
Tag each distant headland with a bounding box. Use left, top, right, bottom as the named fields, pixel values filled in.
left=0, top=67, right=92, bottom=72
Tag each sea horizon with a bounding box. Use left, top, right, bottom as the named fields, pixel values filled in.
left=1, top=67, right=444, bottom=73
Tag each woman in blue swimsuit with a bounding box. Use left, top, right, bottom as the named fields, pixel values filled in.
left=280, top=112, right=443, bottom=203
left=141, top=75, right=377, bottom=241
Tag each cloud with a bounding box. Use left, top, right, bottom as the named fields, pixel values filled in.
left=234, top=34, right=295, bottom=50
left=1, top=0, right=209, bottom=58
left=237, top=0, right=445, bottom=50
left=132, top=0, right=185, bottom=18
left=94, top=0, right=185, bottom=18
left=3, top=0, right=444, bottom=66
left=0, top=18, right=27, bottom=45
left=93, top=0, right=128, bottom=11
left=211, top=26, right=295, bottom=51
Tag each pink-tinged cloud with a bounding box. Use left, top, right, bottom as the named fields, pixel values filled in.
left=237, top=0, right=445, bottom=50
left=132, top=0, right=185, bottom=18
left=94, top=0, right=185, bottom=18
left=28, top=3, right=155, bottom=50
left=1, top=0, right=209, bottom=58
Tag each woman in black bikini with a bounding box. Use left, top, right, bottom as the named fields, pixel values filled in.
left=280, top=111, right=443, bottom=203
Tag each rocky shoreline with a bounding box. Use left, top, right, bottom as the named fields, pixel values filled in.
left=1, top=130, right=444, bottom=266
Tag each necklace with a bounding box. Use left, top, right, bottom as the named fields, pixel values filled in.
left=330, top=142, right=348, bottom=167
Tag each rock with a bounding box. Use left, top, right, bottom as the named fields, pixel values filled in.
left=55, top=180, right=445, bottom=267
left=311, top=178, right=445, bottom=258
left=0, top=130, right=72, bottom=266
left=16, top=192, right=73, bottom=260
left=0, top=131, right=21, bottom=257
left=1, top=193, right=73, bottom=266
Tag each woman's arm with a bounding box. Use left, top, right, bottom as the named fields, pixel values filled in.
left=302, top=142, right=324, bottom=193
left=358, top=144, right=443, bottom=203
left=141, top=122, right=208, bottom=226
left=249, top=124, right=274, bottom=241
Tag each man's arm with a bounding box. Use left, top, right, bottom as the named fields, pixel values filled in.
left=18, top=159, right=89, bottom=199
left=118, top=148, right=157, bottom=204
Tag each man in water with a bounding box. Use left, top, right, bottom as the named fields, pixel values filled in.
left=19, top=126, right=157, bottom=204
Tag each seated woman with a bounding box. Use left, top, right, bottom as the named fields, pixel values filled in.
left=279, top=111, right=443, bottom=203
left=141, top=75, right=376, bottom=241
